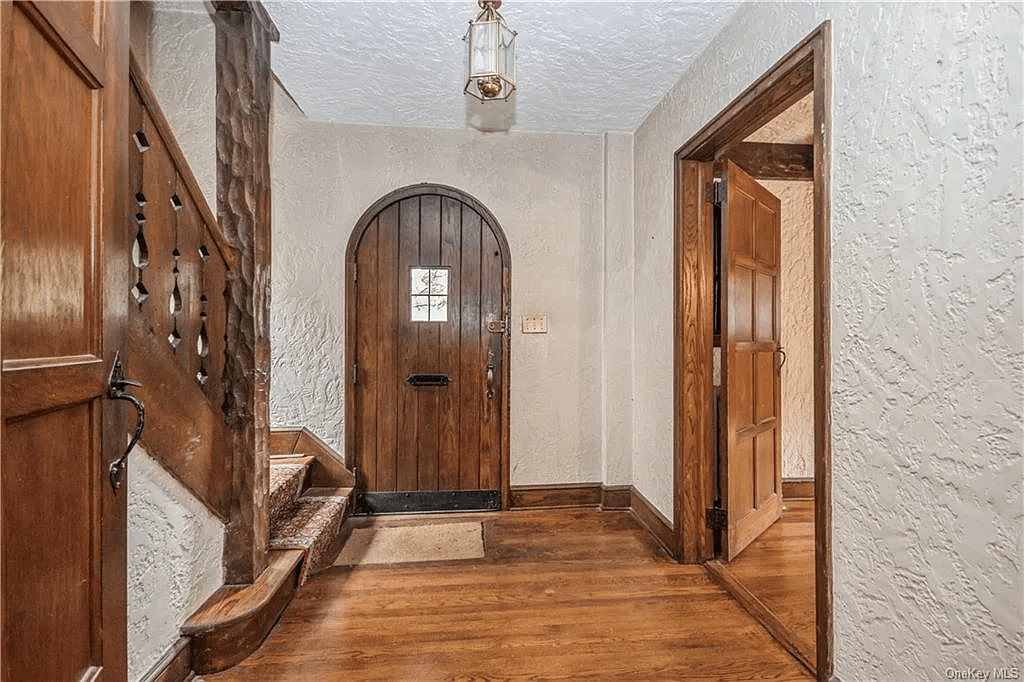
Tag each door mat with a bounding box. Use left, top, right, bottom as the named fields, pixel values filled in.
left=334, top=522, right=485, bottom=566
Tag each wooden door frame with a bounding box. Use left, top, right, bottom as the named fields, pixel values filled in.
left=344, top=183, right=513, bottom=509
left=672, top=23, right=832, bottom=680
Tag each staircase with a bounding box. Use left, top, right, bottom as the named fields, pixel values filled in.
left=182, top=431, right=354, bottom=675
left=268, top=455, right=351, bottom=582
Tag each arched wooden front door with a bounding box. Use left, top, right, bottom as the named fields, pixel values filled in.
left=345, top=184, right=510, bottom=512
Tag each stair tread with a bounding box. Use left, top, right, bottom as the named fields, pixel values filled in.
left=181, top=548, right=303, bottom=634
left=271, top=496, right=347, bottom=583
left=269, top=463, right=307, bottom=525
left=270, top=496, right=346, bottom=545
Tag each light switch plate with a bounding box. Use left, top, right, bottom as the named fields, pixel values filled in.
left=522, top=314, right=548, bottom=334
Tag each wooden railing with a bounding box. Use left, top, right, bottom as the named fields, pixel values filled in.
left=127, top=55, right=236, bottom=521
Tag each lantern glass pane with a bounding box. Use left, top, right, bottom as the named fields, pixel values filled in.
left=470, top=20, right=498, bottom=75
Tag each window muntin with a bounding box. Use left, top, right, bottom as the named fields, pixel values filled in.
left=411, top=267, right=449, bottom=322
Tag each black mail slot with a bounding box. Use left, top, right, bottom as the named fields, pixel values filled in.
left=406, top=373, right=450, bottom=387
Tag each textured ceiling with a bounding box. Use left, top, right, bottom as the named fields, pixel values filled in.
left=263, top=1, right=742, bottom=133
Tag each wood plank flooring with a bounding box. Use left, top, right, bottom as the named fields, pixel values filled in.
left=198, top=509, right=811, bottom=681
left=707, top=499, right=815, bottom=666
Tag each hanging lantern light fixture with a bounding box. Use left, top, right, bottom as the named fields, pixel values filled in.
left=464, top=0, right=517, bottom=102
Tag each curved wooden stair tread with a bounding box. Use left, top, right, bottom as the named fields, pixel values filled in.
left=181, top=549, right=305, bottom=674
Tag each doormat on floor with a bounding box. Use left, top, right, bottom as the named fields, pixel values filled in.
left=334, top=522, right=485, bottom=566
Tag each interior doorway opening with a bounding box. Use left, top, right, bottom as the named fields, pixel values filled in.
left=672, top=22, right=832, bottom=681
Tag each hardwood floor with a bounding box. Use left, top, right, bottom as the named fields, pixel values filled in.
left=198, top=509, right=811, bottom=681
left=706, top=500, right=815, bottom=668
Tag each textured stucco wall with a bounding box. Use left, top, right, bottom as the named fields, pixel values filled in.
left=634, top=1, right=1022, bottom=678
left=270, top=112, right=606, bottom=485
left=148, top=2, right=217, bottom=208
left=763, top=179, right=814, bottom=479
left=127, top=447, right=223, bottom=682
left=603, top=132, right=635, bottom=486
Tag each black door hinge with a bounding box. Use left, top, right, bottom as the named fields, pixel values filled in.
left=705, top=507, right=728, bottom=531
left=352, top=363, right=359, bottom=385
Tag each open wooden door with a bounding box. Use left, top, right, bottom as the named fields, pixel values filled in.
left=1, top=2, right=130, bottom=679
left=718, top=159, right=783, bottom=561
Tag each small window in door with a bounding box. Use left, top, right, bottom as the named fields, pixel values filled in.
left=411, top=267, right=449, bottom=322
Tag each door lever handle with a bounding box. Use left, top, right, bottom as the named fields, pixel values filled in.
left=106, top=351, right=145, bottom=492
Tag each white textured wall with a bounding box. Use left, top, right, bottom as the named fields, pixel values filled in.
left=763, top=179, right=814, bottom=479
left=603, top=132, right=635, bottom=486
left=127, top=447, right=223, bottom=682
left=270, top=111, right=606, bottom=485
left=634, top=1, right=1022, bottom=678
left=148, top=2, right=217, bottom=208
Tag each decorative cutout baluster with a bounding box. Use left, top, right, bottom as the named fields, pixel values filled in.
left=168, top=243, right=182, bottom=351
left=196, top=246, right=210, bottom=386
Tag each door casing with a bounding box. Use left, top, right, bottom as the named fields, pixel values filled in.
left=345, top=183, right=512, bottom=510
left=671, top=22, right=833, bottom=681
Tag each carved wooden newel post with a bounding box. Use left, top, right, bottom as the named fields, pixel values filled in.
left=214, top=1, right=279, bottom=583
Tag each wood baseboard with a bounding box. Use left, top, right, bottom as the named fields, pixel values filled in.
left=509, top=483, right=602, bottom=509
left=704, top=560, right=815, bottom=675
left=507, top=483, right=675, bottom=556
left=783, top=478, right=815, bottom=499
left=182, top=549, right=303, bottom=674
left=139, top=637, right=191, bottom=682
left=270, top=427, right=353, bottom=487
left=628, top=488, right=676, bottom=557
left=601, top=485, right=632, bottom=510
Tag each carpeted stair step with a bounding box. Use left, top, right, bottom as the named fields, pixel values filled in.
left=270, top=493, right=348, bottom=583
left=269, top=462, right=308, bottom=526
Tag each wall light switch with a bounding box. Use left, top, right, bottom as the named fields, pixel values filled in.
left=522, top=314, right=548, bottom=334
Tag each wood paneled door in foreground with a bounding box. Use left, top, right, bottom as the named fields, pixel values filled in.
left=719, top=160, right=783, bottom=560
left=1, top=2, right=130, bottom=680
left=346, top=185, right=511, bottom=513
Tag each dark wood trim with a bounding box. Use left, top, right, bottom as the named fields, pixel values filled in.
left=269, top=429, right=301, bottom=457
left=210, top=1, right=280, bottom=42
left=270, top=427, right=355, bottom=488
left=704, top=561, right=815, bottom=674
left=674, top=159, right=716, bottom=564
left=783, top=478, right=815, bottom=499
left=214, top=3, right=275, bottom=584
left=717, top=142, right=813, bottom=181
left=675, top=34, right=818, bottom=161
left=344, top=183, right=513, bottom=510
left=510, top=483, right=601, bottom=509
left=673, top=22, right=832, bottom=681
left=139, top=637, right=192, bottom=682
left=812, top=23, right=834, bottom=681
left=182, top=549, right=303, bottom=674
left=601, top=485, right=632, bottom=510
left=630, top=488, right=676, bottom=557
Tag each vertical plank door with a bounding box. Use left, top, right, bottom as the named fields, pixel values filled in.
left=718, top=160, right=783, bottom=561
left=352, top=187, right=507, bottom=512
left=1, top=2, right=130, bottom=679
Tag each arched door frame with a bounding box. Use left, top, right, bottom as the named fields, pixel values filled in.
left=344, top=183, right=513, bottom=509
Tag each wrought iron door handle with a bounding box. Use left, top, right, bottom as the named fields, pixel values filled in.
left=486, top=364, right=495, bottom=400
left=107, top=351, right=145, bottom=492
